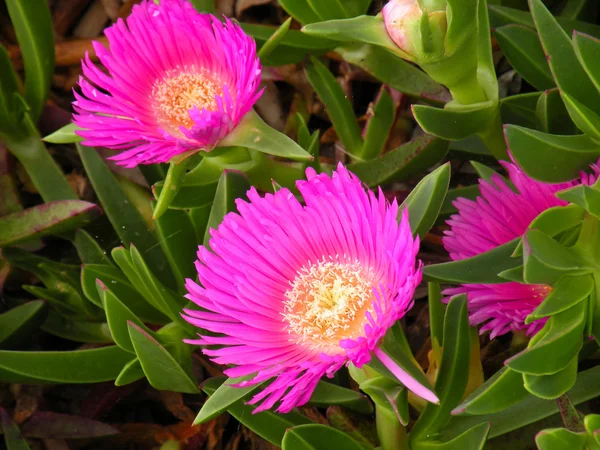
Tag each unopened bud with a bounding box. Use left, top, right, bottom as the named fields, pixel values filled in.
left=382, top=0, right=447, bottom=62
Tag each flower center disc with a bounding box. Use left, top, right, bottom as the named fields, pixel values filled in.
left=152, top=67, right=222, bottom=130
left=283, top=260, right=375, bottom=348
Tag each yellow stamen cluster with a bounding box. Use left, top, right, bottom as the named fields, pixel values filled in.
left=152, top=66, right=221, bottom=130
left=283, top=259, right=375, bottom=349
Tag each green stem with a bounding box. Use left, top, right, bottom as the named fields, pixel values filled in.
left=153, top=157, right=192, bottom=220
left=376, top=407, right=409, bottom=450
left=477, top=112, right=509, bottom=161
left=448, top=71, right=488, bottom=106
left=3, top=116, right=76, bottom=202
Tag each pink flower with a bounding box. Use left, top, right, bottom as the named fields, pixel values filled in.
left=73, top=0, right=262, bottom=167
left=183, top=164, right=430, bottom=413
left=443, top=161, right=598, bottom=338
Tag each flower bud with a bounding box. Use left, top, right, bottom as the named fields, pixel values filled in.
left=382, top=0, right=447, bottom=62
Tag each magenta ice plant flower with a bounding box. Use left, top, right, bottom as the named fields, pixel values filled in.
left=182, top=164, right=436, bottom=413
left=443, top=161, right=599, bottom=339
left=73, top=0, right=262, bottom=167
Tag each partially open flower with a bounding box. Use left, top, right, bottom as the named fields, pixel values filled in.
left=73, top=0, right=262, bottom=167
left=443, top=161, right=599, bottom=338
left=182, top=164, right=434, bottom=412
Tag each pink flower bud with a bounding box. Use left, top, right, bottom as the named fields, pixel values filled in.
left=382, top=0, right=447, bottom=60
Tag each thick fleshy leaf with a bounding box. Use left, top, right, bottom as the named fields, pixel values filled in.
left=42, top=123, right=83, bottom=144
left=530, top=0, right=600, bottom=115
left=494, top=25, right=554, bottom=91
left=359, top=377, right=409, bottom=425
left=336, top=44, right=449, bottom=103
left=115, top=358, right=144, bottom=386
left=349, top=135, right=449, bottom=187
left=77, top=144, right=176, bottom=289
left=5, top=118, right=76, bottom=202
left=194, top=374, right=265, bottom=425
left=6, top=0, right=55, bottom=122
left=128, top=322, right=199, bottom=393
left=428, top=282, right=445, bottom=352
left=305, top=56, right=363, bottom=156
left=488, top=5, right=600, bottom=39
left=282, top=424, right=366, bottom=450
left=74, top=230, right=112, bottom=265
left=100, top=283, right=151, bottom=353
left=523, top=356, right=578, bottom=399
left=442, top=365, right=600, bottom=440
left=527, top=275, right=593, bottom=322
left=500, top=92, right=542, bottom=129
left=535, top=428, right=587, bottom=450
left=412, top=102, right=496, bottom=141
left=360, top=86, right=395, bottom=160
left=153, top=179, right=218, bottom=210
left=536, top=88, right=577, bottom=134
left=413, top=422, right=490, bottom=450
left=0, top=346, right=131, bottom=383
left=506, top=302, right=586, bottom=376
left=203, top=170, right=250, bottom=246
left=573, top=31, right=600, bottom=95
left=0, top=46, right=20, bottom=125
left=557, top=184, right=600, bottom=219
left=562, top=93, right=600, bottom=140
left=452, top=367, right=528, bottom=416
left=152, top=158, right=194, bottom=220
left=154, top=208, right=197, bottom=288
left=411, top=295, right=471, bottom=441
left=302, top=16, right=398, bottom=53
left=0, top=200, right=101, bottom=247
left=0, top=301, right=47, bottom=349
left=256, top=18, right=293, bottom=61
left=218, top=110, right=311, bottom=161
left=81, top=264, right=167, bottom=324
left=439, top=185, right=480, bottom=217
left=401, top=163, right=450, bottom=239
left=41, top=312, right=112, bottom=344
left=424, top=238, right=520, bottom=284
left=20, top=412, right=118, bottom=439
left=202, top=377, right=313, bottom=446
left=0, top=408, right=30, bottom=450
left=505, top=125, right=600, bottom=183
left=523, top=229, right=593, bottom=285
left=309, top=382, right=373, bottom=414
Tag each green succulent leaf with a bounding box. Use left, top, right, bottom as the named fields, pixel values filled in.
left=77, top=144, right=177, bottom=289
left=411, top=295, right=471, bottom=442
left=282, top=424, right=367, bottom=450
left=0, top=346, right=131, bottom=384
left=305, top=56, right=363, bottom=156
left=360, top=86, right=396, bottom=160
left=0, top=301, right=47, bottom=349
left=336, top=43, right=449, bottom=104
left=452, top=367, right=529, bottom=416
left=349, top=135, right=449, bottom=187
left=536, top=88, right=577, bottom=134
left=115, top=358, right=145, bottom=386
left=218, top=110, right=311, bottom=161
left=42, top=123, right=83, bottom=144
left=309, top=382, right=373, bottom=414
left=401, top=163, right=450, bottom=239
left=535, top=427, right=587, bottom=450
left=505, top=125, right=600, bottom=183
left=203, top=170, right=250, bottom=247
left=359, top=377, right=409, bottom=425
left=411, top=422, right=490, bottom=450
left=523, top=356, right=578, bottom=399
left=501, top=92, right=542, bottom=129
left=412, top=102, right=497, bottom=141
left=494, top=25, right=554, bottom=91
left=202, top=377, right=313, bottom=446
left=128, top=322, right=199, bottom=394
left=506, top=302, right=586, bottom=376
left=0, top=200, right=102, bottom=247
left=424, top=238, right=520, bottom=284
left=6, top=0, right=55, bottom=122
left=527, top=275, right=594, bottom=322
